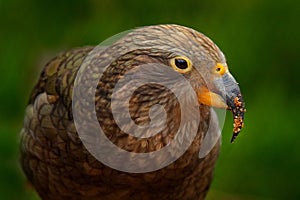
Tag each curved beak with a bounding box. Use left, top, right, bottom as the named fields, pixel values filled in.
left=198, top=72, right=246, bottom=142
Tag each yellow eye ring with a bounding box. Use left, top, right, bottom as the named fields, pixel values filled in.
left=170, top=56, right=193, bottom=73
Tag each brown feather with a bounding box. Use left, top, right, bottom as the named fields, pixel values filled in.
left=20, top=25, right=223, bottom=200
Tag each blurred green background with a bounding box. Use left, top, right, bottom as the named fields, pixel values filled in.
left=1, top=0, right=299, bottom=199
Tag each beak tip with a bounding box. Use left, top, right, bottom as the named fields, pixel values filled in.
left=230, top=135, right=236, bottom=143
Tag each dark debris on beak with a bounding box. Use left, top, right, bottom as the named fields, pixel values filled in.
left=227, top=93, right=246, bottom=143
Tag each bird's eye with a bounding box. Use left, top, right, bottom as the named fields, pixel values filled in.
left=170, top=56, right=192, bottom=73
left=175, top=59, right=188, bottom=69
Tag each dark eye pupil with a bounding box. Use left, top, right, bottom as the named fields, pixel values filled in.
left=175, top=59, right=188, bottom=69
